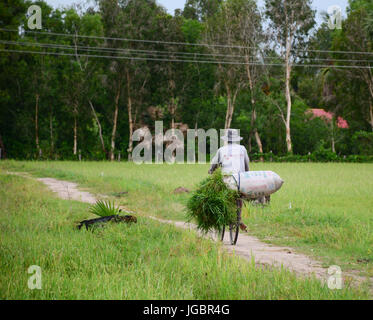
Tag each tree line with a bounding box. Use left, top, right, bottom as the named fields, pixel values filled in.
left=0, top=0, right=372, bottom=161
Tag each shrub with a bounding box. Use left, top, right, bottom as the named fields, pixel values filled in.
left=312, top=145, right=338, bottom=162
left=352, top=131, right=373, bottom=155
left=250, top=152, right=373, bottom=163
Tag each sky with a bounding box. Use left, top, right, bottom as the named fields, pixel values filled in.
left=46, top=0, right=349, bottom=24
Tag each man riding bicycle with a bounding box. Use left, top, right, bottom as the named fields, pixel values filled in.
left=208, top=129, right=249, bottom=234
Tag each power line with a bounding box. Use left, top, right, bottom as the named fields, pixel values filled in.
left=1, top=48, right=372, bottom=69
left=0, top=40, right=253, bottom=63
left=1, top=39, right=372, bottom=65
left=2, top=27, right=373, bottom=56
left=298, top=56, right=373, bottom=64
left=0, top=48, right=280, bottom=65
left=0, top=27, right=255, bottom=50
left=0, top=39, right=262, bottom=60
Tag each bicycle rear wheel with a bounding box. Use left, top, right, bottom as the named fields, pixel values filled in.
left=229, top=204, right=242, bottom=245
left=219, top=226, right=225, bottom=241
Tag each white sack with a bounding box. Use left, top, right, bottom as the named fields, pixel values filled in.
left=226, top=171, right=284, bottom=199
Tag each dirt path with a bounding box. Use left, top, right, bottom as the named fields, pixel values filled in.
left=36, top=176, right=328, bottom=279
left=13, top=173, right=371, bottom=290
left=37, top=178, right=98, bottom=204
left=149, top=216, right=328, bottom=279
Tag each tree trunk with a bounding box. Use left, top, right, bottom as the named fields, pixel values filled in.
left=110, top=83, right=121, bottom=162
left=247, top=70, right=253, bottom=153
left=245, top=57, right=263, bottom=158
left=89, top=100, right=107, bottom=158
left=35, top=94, right=41, bottom=156
left=331, top=119, right=336, bottom=153
left=225, top=97, right=230, bottom=129
left=225, top=86, right=234, bottom=129
left=255, top=130, right=263, bottom=154
left=126, top=70, right=134, bottom=162
left=73, top=111, right=78, bottom=156
left=248, top=135, right=252, bottom=153
left=285, top=56, right=293, bottom=154
left=170, top=97, right=176, bottom=130
left=168, top=77, right=177, bottom=131
left=249, top=108, right=264, bottom=159
left=285, top=123, right=292, bottom=154
left=283, top=28, right=294, bottom=155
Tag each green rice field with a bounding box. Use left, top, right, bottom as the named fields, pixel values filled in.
left=0, top=161, right=372, bottom=299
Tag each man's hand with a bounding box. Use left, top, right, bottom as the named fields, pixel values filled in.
left=208, top=164, right=218, bottom=175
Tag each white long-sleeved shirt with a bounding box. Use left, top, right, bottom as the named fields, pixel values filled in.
left=210, top=143, right=250, bottom=175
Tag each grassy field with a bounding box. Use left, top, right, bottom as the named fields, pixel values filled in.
left=0, top=160, right=372, bottom=299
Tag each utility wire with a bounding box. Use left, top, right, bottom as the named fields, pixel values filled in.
left=1, top=40, right=372, bottom=64
left=0, top=40, right=253, bottom=63
left=0, top=39, right=263, bottom=60
left=0, top=27, right=255, bottom=50
left=1, top=27, right=373, bottom=56
left=0, top=48, right=280, bottom=65
left=1, top=48, right=372, bottom=69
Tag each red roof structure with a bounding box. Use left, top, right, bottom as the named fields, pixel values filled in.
left=307, top=109, right=349, bottom=129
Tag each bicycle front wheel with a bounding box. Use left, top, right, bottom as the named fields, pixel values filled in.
left=229, top=223, right=239, bottom=245
left=219, top=225, right=225, bottom=242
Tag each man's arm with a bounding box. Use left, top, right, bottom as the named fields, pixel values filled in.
left=209, top=150, right=220, bottom=174
left=244, top=149, right=250, bottom=172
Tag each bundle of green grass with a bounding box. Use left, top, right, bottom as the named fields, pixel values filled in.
left=186, top=169, right=239, bottom=234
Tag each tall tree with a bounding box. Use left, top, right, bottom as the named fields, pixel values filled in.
left=0, top=0, right=27, bottom=158
left=100, top=0, right=162, bottom=161
left=265, top=0, right=315, bottom=153
left=332, top=1, right=373, bottom=131
left=204, top=0, right=249, bottom=129
left=63, top=7, right=106, bottom=156
left=234, top=0, right=265, bottom=155
left=154, top=13, right=187, bottom=131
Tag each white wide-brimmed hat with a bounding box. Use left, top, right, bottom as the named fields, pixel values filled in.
left=221, top=129, right=243, bottom=142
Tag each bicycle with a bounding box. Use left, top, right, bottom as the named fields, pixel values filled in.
left=218, top=195, right=270, bottom=245
left=219, top=198, right=243, bottom=246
